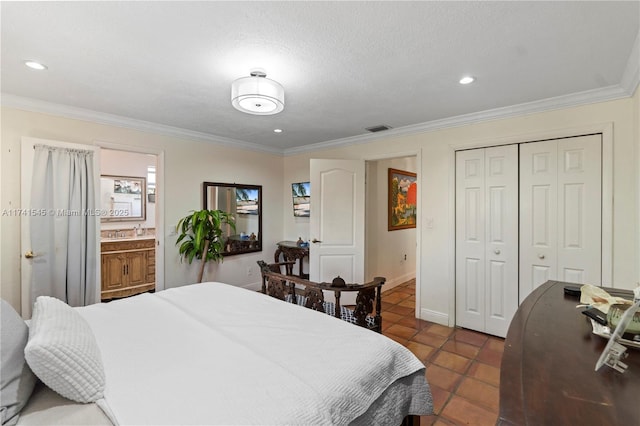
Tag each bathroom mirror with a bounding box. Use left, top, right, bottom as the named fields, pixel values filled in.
left=100, top=175, right=146, bottom=221
left=203, top=182, right=262, bottom=256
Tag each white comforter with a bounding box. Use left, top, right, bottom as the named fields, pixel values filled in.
left=77, top=282, right=426, bottom=425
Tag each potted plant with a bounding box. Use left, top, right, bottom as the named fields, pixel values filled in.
left=176, top=209, right=236, bottom=283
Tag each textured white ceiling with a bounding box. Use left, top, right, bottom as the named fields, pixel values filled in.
left=1, top=1, right=639, bottom=154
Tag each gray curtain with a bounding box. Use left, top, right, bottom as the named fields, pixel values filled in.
left=30, top=145, right=98, bottom=307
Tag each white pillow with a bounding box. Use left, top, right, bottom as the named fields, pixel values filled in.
left=1, top=299, right=37, bottom=425
left=24, top=296, right=105, bottom=403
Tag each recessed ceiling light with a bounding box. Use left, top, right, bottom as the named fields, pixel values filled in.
left=274, top=129, right=283, bottom=133
left=459, top=76, right=475, bottom=85
left=24, top=61, right=48, bottom=71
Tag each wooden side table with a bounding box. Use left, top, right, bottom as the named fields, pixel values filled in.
left=274, top=241, right=309, bottom=278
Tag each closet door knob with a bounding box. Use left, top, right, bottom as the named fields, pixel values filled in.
left=494, top=249, right=501, bottom=255
left=538, top=254, right=545, bottom=259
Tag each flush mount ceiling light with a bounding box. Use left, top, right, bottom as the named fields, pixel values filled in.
left=231, top=69, right=285, bottom=115
left=24, top=60, right=47, bottom=70
left=459, top=76, right=475, bottom=85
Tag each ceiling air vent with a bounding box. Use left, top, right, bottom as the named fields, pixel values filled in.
left=365, top=124, right=392, bottom=133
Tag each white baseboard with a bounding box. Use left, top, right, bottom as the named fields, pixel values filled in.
left=420, top=308, right=449, bottom=327
left=382, top=272, right=416, bottom=293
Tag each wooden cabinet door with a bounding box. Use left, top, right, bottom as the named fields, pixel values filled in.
left=102, top=253, right=127, bottom=291
left=126, top=250, right=148, bottom=286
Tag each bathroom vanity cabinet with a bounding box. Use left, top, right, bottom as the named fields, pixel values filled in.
left=101, top=237, right=155, bottom=300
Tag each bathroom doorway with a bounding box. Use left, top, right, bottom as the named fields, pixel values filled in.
left=99, top=148, right=163, bottom=301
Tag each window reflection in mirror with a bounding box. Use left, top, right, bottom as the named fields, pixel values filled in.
left=202, top=182, right=262, bottom=256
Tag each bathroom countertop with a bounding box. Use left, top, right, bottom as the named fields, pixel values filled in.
left=101, top=235, right=155, bottom=242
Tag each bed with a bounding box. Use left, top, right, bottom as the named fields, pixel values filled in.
left=3, top=282, right=433, bottom=425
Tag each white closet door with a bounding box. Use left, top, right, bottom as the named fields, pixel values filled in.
left=519, top=140, right=558, bottom=302
left=556, top=135, right=601, bottom=284
left=456, top=149, right=486, bottom=332
left=520, top=135, right=602, bottom=301
left=484, top=146, right=519, bottom=337
left=456, top=145, right=518, bottom=337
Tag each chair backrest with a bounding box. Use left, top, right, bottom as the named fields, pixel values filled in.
left=257, top=260, right=385, bottom=332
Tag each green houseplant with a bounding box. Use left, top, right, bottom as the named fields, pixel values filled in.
left=176, top=209, right=236, bottom=283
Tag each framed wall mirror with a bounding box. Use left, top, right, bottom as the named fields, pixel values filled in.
left=100, top=175, right=146, bottom=221
left=203, top=182, right=262, bottom=256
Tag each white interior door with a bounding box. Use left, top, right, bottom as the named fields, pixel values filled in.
left=309, top=159, right=365, bottom=305
left=519, top=134, right=601, bottom=301
left=20, top=137, right=101, bottom=318
left=455, top=145, right=518, bottom=337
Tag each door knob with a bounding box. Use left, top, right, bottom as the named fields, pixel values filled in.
left=24, top=250, right=36, bottom=259
left=494, top=249, right=501, bottom=255
left=538, top=254, right=545, bottom=259
left=311, top=238, right=322, bottom=244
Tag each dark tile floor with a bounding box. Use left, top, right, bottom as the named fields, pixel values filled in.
left=380, top=279, right=504, bottom=426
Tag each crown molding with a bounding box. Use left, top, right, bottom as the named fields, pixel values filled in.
left=0, top=94, right=283, bottom=155
left=283, top=83, right=635, bottom=156
left=285, top=29, right=640, bottom=156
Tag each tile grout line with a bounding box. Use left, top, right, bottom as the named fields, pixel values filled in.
left=380, top=282, right=502, bottom=425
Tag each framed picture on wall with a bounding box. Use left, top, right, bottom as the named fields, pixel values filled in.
left=292, top=182, right=310, bottom=217
left=388, top=168, right=417, bottom=231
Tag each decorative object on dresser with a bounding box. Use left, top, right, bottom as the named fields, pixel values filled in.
left=176, top=209, right=236, bottom=283
left=101, top=237, right=155, bottom=300
left=257, top=260, right=385, bottom=332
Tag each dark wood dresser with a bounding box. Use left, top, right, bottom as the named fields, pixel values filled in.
left=499, top=280, right=640, bottom=425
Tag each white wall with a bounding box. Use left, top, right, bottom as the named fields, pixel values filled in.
left=365, top=157, right=416, bottom=289
left=3, top=90, right=638, bottom=321
left=100, top=149, right=156, bottom=230
left=0, top=107, right=284, bottom=313
left=282, top=93, right=640, bottom=326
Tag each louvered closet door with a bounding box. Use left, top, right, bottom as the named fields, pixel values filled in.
left=456, top=145, right=518, bottom=337
left=519, top=134, right=602, bottom=301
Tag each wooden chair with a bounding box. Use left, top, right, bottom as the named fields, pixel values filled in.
left=257, top=260, right=385, bottom=333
